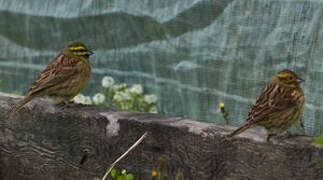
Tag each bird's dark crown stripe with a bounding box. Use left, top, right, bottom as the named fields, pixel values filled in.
left=72, top=49, right=86, bottom=52
left=73, top=52, right=87, bottom=56
left=69, top=47, right=89, bottom=56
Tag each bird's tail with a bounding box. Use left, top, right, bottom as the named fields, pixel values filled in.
left=228, top=122, right=251, bottom=138
left=9, top=95, right=33, bottom=115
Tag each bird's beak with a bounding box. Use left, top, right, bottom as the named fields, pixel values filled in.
left=297, top=78, right=305, bottom=83
left=87, top=50, right=94, bottom=56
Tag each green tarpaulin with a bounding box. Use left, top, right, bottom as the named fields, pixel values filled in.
left=0, top=0, right=322, bottom=135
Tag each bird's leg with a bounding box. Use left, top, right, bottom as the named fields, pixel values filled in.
left=69, top=100, right=81, bottom=106
left=56, top=100, right=73, bottom=110
left=280, top=130, right=296, bottom=139
left=56, top=100, right=67, bottom=106
left=266, top=133, right=276, bottom=142
left=286, top=130, right=293, bottom=136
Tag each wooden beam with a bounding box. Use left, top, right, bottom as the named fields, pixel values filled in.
left=0, top=93, right=322, bottom=180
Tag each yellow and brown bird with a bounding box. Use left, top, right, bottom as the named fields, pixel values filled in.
left=11, top=41, right=93, bottom=113
left=228, top=69, right=305, bottom=142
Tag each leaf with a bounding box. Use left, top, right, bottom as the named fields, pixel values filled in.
left=175, top=170, right=184, bottom=180
left=126, top=174, right=134, bottom=180
left=111, top=168, right=119, bottom=179
left=312, top=136, right=323, bottom=145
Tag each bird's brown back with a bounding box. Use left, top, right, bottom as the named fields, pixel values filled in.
left=27, top=53, right=83, bottom=97
left=247, top=81, right=304, bottom=129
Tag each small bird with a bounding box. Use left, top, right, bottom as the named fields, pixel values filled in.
left=228, top=69, right=305, bottom=142
left=11, top=41, right=93, bottom=113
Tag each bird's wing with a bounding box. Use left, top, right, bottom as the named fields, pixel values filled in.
left=27, top=54, right=81, bottom=96
left=247, top=82, right=299, bottom=124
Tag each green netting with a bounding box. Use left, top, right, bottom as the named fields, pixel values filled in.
left=0, top=0, right=322, bottom=135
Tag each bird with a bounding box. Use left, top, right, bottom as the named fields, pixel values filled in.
left=228, top=69, right=305, bottom=142
left=11, top=41, right=93, bottom=113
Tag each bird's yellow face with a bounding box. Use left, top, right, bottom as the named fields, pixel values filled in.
left=273, top=69, right=304, bottom=88
left=64, top=41, right=94, bottom=59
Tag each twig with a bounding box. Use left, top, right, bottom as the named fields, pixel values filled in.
left=101, top=131, right=149, bottom=180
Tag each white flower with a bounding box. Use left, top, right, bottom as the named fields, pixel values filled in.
left=73, top=94, right=85, bottom=104
left=101, top=76, right=114, bottom=88
left=83, top=96, right=92, bottom=105
left=110, top=83, right=127, bottom=91
left=73, top=94, right=92, bottom=105
left=92, top=93, right=106, bottom=105
left=129, top=84, right=143, bottom=94
left=113, top=91, right=132, bottom=102
left=113, top=93, right=122, bottom=102
left=149, top=106, right=158, bottom=113
left=144, top=94, right=157, bottom=104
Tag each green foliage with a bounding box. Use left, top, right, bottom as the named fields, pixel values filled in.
left=106, top=157, right=185, bottom=180
left=175, top=170, right=184, bottom=180
left=312, top=135, right=323, bottom=145
left=151, top=157, right=184, bottom=180
left=110, top=169, right=134, bottom=180
left=71, top=76, right=159, bottom=113
left=0, top=80, right=22, bottom=95
left=73, top=76, right=158, bottom=113
left=107, top=85, right=157, bottom=113
left=11, top=90, right=23, bottom=95
left=96, top=76, right=158, bottom=113
left=151, top=157, right=166, bottom=180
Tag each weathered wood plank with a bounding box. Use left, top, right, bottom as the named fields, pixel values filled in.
left=0, top=93, right=322, bottom=180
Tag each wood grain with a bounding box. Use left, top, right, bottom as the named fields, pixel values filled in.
left=0, top=93, right=322, bottom=180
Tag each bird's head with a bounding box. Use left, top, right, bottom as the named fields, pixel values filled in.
left=63, top=41, right=94, bottom=58
left=272, top=69, right=304, bottom=88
